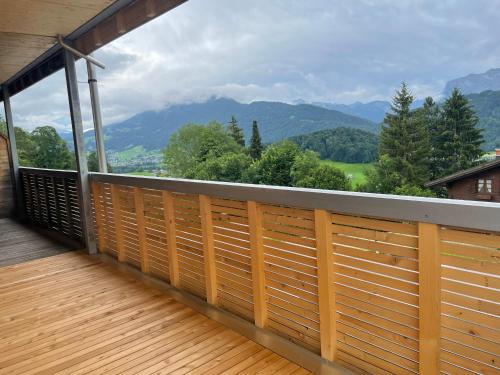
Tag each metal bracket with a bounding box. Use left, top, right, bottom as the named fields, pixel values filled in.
left=57, top=35, right=106, bottom=69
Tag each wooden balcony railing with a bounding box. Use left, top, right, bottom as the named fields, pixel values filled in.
left=17, top=167, right=500, bottom=374
left=19, top=167, right=83, bottom=242
left=89, top=173, right=500, bottom=375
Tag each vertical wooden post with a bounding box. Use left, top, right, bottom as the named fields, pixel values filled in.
left=52, top=177, right=62, bottom=230
left=62, top=178, right=74, bottom=238
left=314, top=209, right=337, bottom=361
left=199, top=194, right=218, bottom=305
left=418, top=222, right=441, bottom=374
left=91, top=181, right=106, bottom=253
left=163, top=191, right=179, bottom=287
left=2, top=84, right=24, bottom=219
left=111, top=184, right=125, bottom=262
left=248, top=200, right=267, bottom=328
left=134, top=187, right=149, bottom=273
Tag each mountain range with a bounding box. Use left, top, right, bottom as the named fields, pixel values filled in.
left=79, top=98, right=376, bottom=153
left=64, top=68, right=500, bottom=163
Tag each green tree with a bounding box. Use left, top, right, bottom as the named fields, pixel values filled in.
left=0, top=118, right=36, bottom=166
left=163, top=122, right=242, bottom=177
left=358, top=155, right=403, bottom=193
left=227, top=116, right=245, bottom=147
left=186, top=152, right=252, bottom=182
left=370, top=83, right=430, bottom=192
left=30, top=126, right=74, bottom=169
left=394, top=184, right=436, bottom=197
left=433, top=88, right=484, bottom=178
left=418, top=97, right=441, bottom=180
left=249, top=141, right=300, bottom=186
left=291, top=151, right=351, bottom=190
left=249, top=120, right=263, bottom=159
left=87, top=151, right=113, bottom=172
left=0, top=116, right=5, bottom=135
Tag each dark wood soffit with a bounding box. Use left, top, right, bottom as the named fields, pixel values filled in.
left=1, top=0, right=187, bottom=101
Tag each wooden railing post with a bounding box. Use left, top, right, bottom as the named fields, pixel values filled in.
left=248, top=200, right=267, bottom=328
left=199, top=194, right=218, bottom=305
left=111, top=184, right=125, bottom=262
left=162, top=191, right=179, bottom=287
left=134, top=187, right=149, bottom=273
left=91, top=181, right=106, bottom=252
left=418, top=222, right=441, bottom=374
left=62, top=178, right=74, bottom=238
left=314, top=209, right=337, bottom=361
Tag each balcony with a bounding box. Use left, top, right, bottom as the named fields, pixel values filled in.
left=0, top=166, right=496, bottom=374
left=1, top=1, right=499, bottom=373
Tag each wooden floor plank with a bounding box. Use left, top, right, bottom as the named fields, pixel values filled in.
left=0, top=218, right=77, bottom=267
left=0, top=251, right=313, bottom=375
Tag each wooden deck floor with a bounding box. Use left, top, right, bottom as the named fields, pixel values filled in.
left=0, top=218, right=76, bottom=267
left=0, top=251, right=313, bottom=374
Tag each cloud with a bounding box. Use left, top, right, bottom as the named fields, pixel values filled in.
left=8, top=0, right=500, bottom=131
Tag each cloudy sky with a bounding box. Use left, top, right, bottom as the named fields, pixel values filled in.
left=4, top=0, right=500, bottom=131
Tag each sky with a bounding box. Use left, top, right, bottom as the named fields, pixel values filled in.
left=5, top=0, right=500, bottom=131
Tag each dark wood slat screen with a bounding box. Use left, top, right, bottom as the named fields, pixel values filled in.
left=19, top=167, right=83, bottom=242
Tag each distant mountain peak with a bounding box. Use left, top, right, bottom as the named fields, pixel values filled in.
left=443, top=68, right=500, bottom=96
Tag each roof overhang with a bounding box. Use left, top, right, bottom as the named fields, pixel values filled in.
left=425, top=159, right=500, bottom=187
left=0, top=0, right=187, bottom=101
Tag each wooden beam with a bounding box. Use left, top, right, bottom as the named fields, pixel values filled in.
left=75, top=0, right=188, bottom=55
left=134, top=187, right=149, bottom=273
left=199, top=194, right=217, bottom=305
left=314, top=209, right=337, bottom=361
left=418, top=222, right=441, bottom=374
left=111, top=184, right=125, bottom=262
left=91, top=181, right=106, bottom=253
left=162, top=191, right=179, bottom=287
left=63, top=49, right=96, bottom=254
left=2, top=84, right=23, bottom=218
left=248, top=200, right=267, bottom=328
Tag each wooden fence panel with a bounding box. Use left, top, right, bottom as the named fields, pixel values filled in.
left=332, top=213, right=420, bottom=375
left=117, top=185, right=141, bottom=268
left=143, top=189, right=169, bottom=282
left=101, top=183, right=118, bottom=257
left=261, top=204, right=320, bottom=353
left=440, top=227, right=500, bottom=374
left=212, top=197, right=254, bottom=322
left=19, top=169, right=82, bottom=242
left=173, top=192, right=206, bottom=299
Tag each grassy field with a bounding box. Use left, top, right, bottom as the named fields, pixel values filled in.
left=322, top=161, right=374, bottom=186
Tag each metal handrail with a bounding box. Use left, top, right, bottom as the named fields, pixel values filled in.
left=90, top=172, right=500, bottom=232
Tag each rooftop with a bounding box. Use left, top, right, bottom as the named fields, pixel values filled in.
left=425, top=158, right=500, bottom=187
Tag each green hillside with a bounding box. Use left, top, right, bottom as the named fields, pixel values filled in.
left=289, top=127, right=378, bottom=163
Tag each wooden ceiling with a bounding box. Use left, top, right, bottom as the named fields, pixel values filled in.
left=0, top=0, right=187, bottom=97
left=0, top=0, right=115, bottom=84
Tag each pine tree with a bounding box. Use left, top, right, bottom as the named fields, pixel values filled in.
left=372, top=82, right=430, bottom=191
left=433, top=88, right=484, bottom=177
left=419, top=97, right=441, bottom=180
left=249, top=120, right=263, bottom=159
left=227, top=116, right=245, bottom=147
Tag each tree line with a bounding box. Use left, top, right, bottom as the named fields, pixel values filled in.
left=0, top=121, right=109, bottom=172
left=361, top=83, right=483, bottom=196
left=163, top=117, right=351, bottom=191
